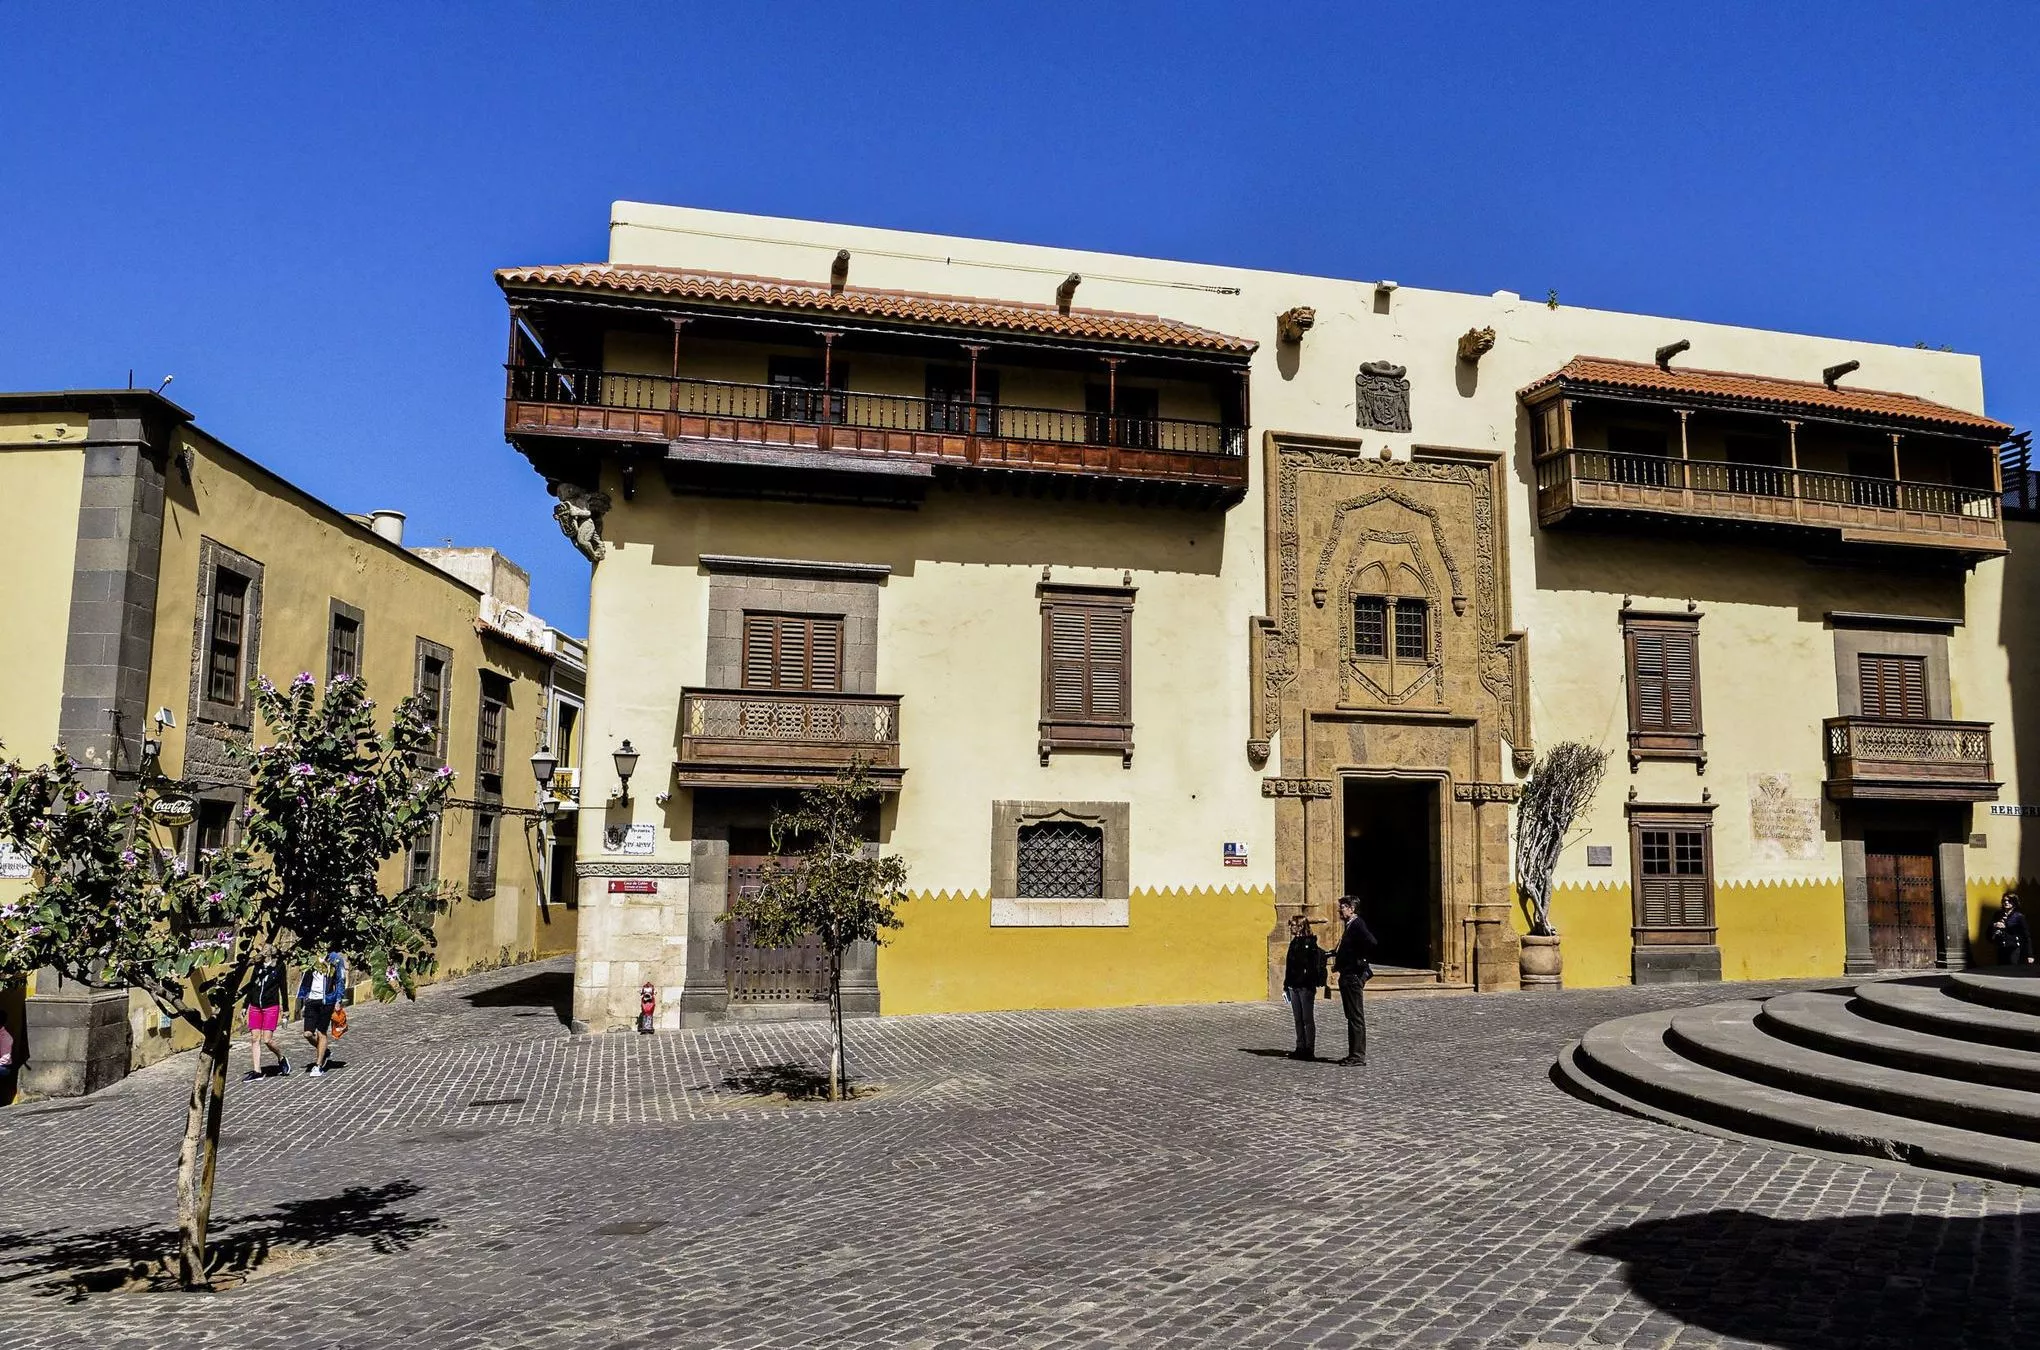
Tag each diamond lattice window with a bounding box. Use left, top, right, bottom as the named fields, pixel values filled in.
left=1016, top=821, right=1105, bottom=899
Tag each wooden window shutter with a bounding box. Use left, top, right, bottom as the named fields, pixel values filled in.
left=743, top=615, right=779, bottom=689
left=809, top=619, right=842, bottom=692
left=775, top=619, right=809, bottom=689
left=1859, top=654, right=1928, bottom=719
left=1086, top=608, right=1127, bottom=718
left=1048, top=608, right=1092, bottom=717
left=1633, top=632, right=1668, bottom=730
left=1662, top=628, right=1698, bottom=731
left=1624, top=613, right=1704, bottom=764
left=1039, top=586, right=1136, bottom=762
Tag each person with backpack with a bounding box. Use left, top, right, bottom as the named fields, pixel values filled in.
left=1330, top=895, right=1377, bottom=1066
left=1282, top=915, right=1330, bottom=1060
left=297, top=948, right=348, bottom=1077
left=243, top=945, right=291, bottom=1080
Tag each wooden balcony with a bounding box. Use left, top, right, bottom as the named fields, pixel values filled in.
left=1824, top=716, right=1999, bottom=802
left=506, top=366, right=1248, bottom=507
left=1535, top=449, right=2006, bottom=559
left=676, top=688, right=903, bottom=791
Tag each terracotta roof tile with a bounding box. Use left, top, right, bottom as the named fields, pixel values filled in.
left=496, top=263, right=1256, bottom=356
left=1521, top=356, right=2008, bottom=436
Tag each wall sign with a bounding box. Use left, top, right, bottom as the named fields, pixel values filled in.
left=603, top=822, right=656, bottom=856
left=1223, top=842, right=1249, bottom=867
left=1990, top=805, right=2040, bottom=817
left=1586, top=845, right=1613, bottom=868
left=0, top=842, right=30, bottom=880
left=1749, top=773, right=1821, bottom=861
left=149, top=795, right=198, bottom=825
left=607, top=879, right=658, bottom=895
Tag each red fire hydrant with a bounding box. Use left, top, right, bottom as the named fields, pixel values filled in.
left=637, top=981, right=656, bottom=1035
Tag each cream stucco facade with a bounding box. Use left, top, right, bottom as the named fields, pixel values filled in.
left=503, top=203, right=2028, bottom=1029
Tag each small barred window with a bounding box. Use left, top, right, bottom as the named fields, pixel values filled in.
left=1016, top=820, right=1105, bottom=899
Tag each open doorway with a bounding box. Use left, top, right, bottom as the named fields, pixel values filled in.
left=1342, top=778, right=1439, bottom=971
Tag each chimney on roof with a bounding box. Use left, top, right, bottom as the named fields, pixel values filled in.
left=1056, top=273, right=1082, bottom=315
left=1822, top=359, right=1860, bottom=389
left=367, top=510, right=406, bottom=545
left=1654, top=339, right=1691, bottom=371
left=830, top=249, right=850, bottom=294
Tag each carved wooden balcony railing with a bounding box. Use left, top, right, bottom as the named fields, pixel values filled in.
left=505, top=366, right=1248, bottom=502
left=1534, top=449, right=2006, bottom=556
left=675, top=688, right=903, bottom=791
left=1823, top=715, right=1999, bottom=802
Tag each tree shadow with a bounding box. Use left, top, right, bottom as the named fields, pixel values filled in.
left=1579, top=1208, right=2039, bottom=1348
left=463, top=970, right=573, bottom=1026
left=0, top=1179, right=438, bottom=1301
left=719, top=1062, right=871, bottom=1102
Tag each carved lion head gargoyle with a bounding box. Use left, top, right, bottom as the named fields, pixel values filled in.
left=1277, top=306, right=1317, bottom=346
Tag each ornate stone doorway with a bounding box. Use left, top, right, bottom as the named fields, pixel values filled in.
left=1255, top=437, right=1531, bottom=992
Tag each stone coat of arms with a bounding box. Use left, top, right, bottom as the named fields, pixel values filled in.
left=1356, top=361, right=1412, bottom=433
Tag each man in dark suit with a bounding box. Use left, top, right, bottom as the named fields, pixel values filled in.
left=1331, top=895, right=1377, bottom=1066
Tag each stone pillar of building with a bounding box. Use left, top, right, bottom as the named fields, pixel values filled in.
left=1935, top=834, right=1972, bottom=971
left=1839, top=836, right=1878, bottom=976
left=27, top=403, right=172, bottom=1096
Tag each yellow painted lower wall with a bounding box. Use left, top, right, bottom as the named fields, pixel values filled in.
left=1515, top=878, right=1849, bottom=988
left=879, top=886, right=1275, bottom=1016
left=1514, top=883, right=1634, bottom=989
left=1716, top=879, right=1846, bottom=982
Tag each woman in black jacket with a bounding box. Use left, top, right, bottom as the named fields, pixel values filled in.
left=1281, top=916, right=1329, bottom=1060
left=1990, top=894, right=2035, bottom=968
left=243, top=946, right=290, bottom=1080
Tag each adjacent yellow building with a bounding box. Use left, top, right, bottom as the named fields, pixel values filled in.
left=0, top=391, right=584, bottom=1095
left=500, top=204, right=2032, bottom=1032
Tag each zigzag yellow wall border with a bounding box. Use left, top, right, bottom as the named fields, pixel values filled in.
left=877, top=885, right=1276, bottom=1016
left=1511, top=877, right=1848, bottom=988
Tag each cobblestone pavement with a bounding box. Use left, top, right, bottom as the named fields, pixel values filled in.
left=1, top=961, right=2035, bottom=1349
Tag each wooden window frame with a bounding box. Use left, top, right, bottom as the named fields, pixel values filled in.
left=1626, top=801, right=1718, bottom=947
left=328, top=599, right=364, bottom=684
left=469, top=809, right=499, bottom=901
left=1394, top=597, right=1429, bottom=662
left=406, top=811, right=441, bottom=890
left=476, top=671, right=510, bottom=784
left=413, top=639, right=453, bottom=768
left=1353, top=596, right=1387, bottom=659
left=194, top=544, right=263, bottom=728
left=741, top=612, right=846, bottom=692
left=1623, top=609, right=1705, bottom=769
left=1859, top=652, right=1929, bottom=720
left=1039, top=583, right=1135, bottom=767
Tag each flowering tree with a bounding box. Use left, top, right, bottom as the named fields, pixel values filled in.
left=721, top=760, right=907, bottom=1101
left=0, top=672, right=452, bottom=1288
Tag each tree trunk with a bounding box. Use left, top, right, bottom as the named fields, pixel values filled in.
left=827, top=950, right=844, bottom=1103
left=174, top=1017, right=232, bottom=1288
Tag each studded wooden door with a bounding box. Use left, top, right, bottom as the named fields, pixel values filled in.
left=1866, top=849, right=1938, bottom=971
left=725, top=852, right=830, bottom=1003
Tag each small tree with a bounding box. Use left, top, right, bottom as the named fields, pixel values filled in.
left=1513, top=741, right=1611, bottom=937
left=0, top=672, right=452, bottom=1288
left=722, top=760, right=906, bottom=1101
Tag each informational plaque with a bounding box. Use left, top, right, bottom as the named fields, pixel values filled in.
left=1749, top=773, right=1821, bottom=861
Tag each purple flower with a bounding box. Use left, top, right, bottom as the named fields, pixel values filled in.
left=434, top=765, right=455, bottom=779
left=120, top=849, right=138, bottom=865
left=293, top=672, right=314, bottom=687
left=206, top=890, right=224, bottom=905
left=72, top=790, right=88, bottom=805
left=290, top=763, right=315, bottom=778
left=332, top=672, right=353, bottom=684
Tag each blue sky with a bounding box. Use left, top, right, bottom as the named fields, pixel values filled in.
left=3, top=2, right=2033, bottom=633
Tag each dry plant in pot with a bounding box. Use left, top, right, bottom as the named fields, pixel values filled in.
left=1513, top=741, right=1610, bottom=989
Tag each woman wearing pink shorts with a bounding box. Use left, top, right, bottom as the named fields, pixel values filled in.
left=243, top=947, right=290, bottom=1080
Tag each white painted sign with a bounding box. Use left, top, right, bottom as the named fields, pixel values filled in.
left=1990, top=804, right=2040, bottom=817
left=603, top=823, right=656, bottom=856
left=0, top=842, right=29, bottom=880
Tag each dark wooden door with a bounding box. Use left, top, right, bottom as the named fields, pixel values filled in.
left=1866, top=849, right=1938, bottom=970
left=725, top=849, right=830, bottom=1003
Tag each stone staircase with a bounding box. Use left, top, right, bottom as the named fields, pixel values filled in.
left=1557, top=970, right=2040, bottom=1186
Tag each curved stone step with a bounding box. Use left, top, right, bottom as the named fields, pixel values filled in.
left=1668, top=1001, right=2040, bottom=1142
left=1852, top=979, right=2040, bottom=1052
left=1758, top=990, right=2040, bottom=1093
left=1569, top=1011, right=2040, bottom=1185
left=1948, top=969, right=2040, bottom=1017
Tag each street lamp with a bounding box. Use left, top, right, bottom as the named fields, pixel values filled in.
left=612, top=740, right=640, bottom=805
left=529, top=743, right=557, bottom=792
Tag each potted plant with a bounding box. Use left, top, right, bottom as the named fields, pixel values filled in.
left=1513, top=741, right=1610, bottom=989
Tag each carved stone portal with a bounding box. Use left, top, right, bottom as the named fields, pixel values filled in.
left=551, top=483, right=612, bottom=563
left=1255, top=435, right=1523, bottom=993
left=1356, top=361, right=1412, bottom=433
